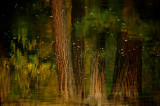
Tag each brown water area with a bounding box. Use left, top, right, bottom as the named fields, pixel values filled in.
left=0, top=0, right=160, bottom=105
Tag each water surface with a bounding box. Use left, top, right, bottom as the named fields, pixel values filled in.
left=0, top=0, right=160, bottom=105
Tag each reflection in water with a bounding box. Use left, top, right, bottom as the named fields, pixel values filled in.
left=111, top=32, right=142, bottom=105
left=71, top=0, right=85, bottom=101
left=71, top=38, right=85, bottom=100
left=88, top=30, right=107, bottom=105
left=0, top=0, right=160, bottom=105
left=0, top=60, right=10, bottom=103
left=51, top=0, right=75, bottom=101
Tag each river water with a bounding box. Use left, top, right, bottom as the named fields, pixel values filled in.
left=0, top=0, right=160, bottom=105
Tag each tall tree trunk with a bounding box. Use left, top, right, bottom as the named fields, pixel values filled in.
left=71, top=38, right=85, bottom=99
left=71, top=0, right=85, bottom=100
left=111, top=32, right=142, bottom=103
left=88, top=31, right=107, bottom=105
left=51, top=0, right=75, bottom=101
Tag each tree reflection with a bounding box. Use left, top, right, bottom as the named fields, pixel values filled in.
left=51, top=0, right=75, bottom=101
left=0, top=0, right=160, bottom=105
left=111, top=32, right=142, bottom=104
left=0, top=59, right=10, bottom=103
left=71, top=0, right=85, bottom=100
left=88, top=30, right=107, bottom=105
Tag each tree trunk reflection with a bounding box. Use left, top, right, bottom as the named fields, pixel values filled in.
left=111, top=32, right=142, bottom=104
left=88, top=31, right=106, bottom=105
left=51, top=0, right=75, bottom=101
left=71, top=0, right=85, bottom=100
left=0, top=60, right=10, bottom=103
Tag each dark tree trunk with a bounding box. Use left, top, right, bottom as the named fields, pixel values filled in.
left=51, top=0, right=75, bottom=101
left=71, top=0, right=85, bottom=100
left=111, top=32, right=142, bottom=103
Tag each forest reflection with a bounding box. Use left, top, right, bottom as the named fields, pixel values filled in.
left=0, top=0, right=160, bottom=105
